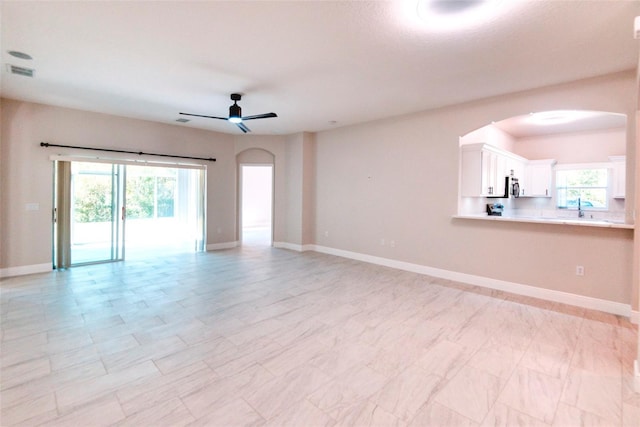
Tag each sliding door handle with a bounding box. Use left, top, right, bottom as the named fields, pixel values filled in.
left=121, top=207, right=126, bottom=221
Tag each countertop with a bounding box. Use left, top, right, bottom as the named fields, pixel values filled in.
left=453, top=214, right=634, bottom=229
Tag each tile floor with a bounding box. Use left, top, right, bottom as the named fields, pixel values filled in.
left=1, top=247, right=639, bottom=426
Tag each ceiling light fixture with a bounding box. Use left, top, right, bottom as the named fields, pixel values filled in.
left=228, top=101, right=242, bottom=123
left=414, top=0, right=505, bottom=32
left=424, top=0, right=485, bottom=15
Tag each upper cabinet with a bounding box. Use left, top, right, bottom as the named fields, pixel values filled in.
left=521, top=159, right=556, bottom=198
left=480, top=148, right=504, bottom=197
left=609, top=155, right=626, bottom=199
left=460, top=143, right=527, bottom=197
left=460, top=143, right=557, bottom=198
left=460, top=144, right=490, bottom=197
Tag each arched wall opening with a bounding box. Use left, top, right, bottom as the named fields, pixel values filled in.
left=236, top=148, right=276, bottom=246
left=457, top=110, right=629, bottom=222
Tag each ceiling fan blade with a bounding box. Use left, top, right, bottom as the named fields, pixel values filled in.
left=241, top=112, right=278, bottom=121
left=179, top=112, right=228, bottom=120
left=236, top=122, right=251, bottom=133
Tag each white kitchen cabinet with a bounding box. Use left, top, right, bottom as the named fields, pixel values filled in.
left=522, top=159, right=556, bottom=197
left=481, top=149, right=503, bottom=196
left=460, top=143, right=527, bottom=197
left=506, top=156, right=526, bottom=184
left=460, top=145, right=489, bottom=197
left=609, top=155, right=626, bottom=199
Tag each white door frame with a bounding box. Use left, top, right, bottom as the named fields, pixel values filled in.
left=239, top=163, right=274, bottom=246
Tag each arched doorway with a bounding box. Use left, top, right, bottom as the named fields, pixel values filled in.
left=236, top=149, right=275, bottom=246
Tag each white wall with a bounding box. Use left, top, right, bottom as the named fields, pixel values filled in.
left=513, top=127, right=626, bottom=163
left=0, top=99, right=236, bottom=269
left=234, top=132, right=314, bottom=248
left=301, top=132, right=316, bottom=246
left=279, top=132, right=315, bottom=247
left=284, top=133, right=304, bottom=245
left=234, top=136, right=287, bottom=243
left=314, top=71, right=636, bottom=307
left=1, top=71, right=637, bottom=312
left=0, top=102, right=302, bottom=270
left=460, top=124, right=516, bottom=152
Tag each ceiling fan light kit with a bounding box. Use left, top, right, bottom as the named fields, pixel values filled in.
left=228, top=93, right=242, bottom=123
left=180, top=93, right=277, bottom=133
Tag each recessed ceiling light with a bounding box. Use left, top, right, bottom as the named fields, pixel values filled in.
left=8, top=50, right=33, bottom=60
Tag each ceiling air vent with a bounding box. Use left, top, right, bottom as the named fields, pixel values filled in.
left=175, top=118, right=190, bottom=123
left=7, top=64, right=35, bottom=77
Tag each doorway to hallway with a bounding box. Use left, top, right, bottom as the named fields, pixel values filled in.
left=240, top=164, right=273, bottom=246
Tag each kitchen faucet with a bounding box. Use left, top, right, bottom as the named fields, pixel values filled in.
left=578, top=197, right=584, bottom=218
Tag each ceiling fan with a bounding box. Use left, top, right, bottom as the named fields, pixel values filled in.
left=180, top=93, right=277, bottom=133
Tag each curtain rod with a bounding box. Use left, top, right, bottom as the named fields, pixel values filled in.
left=40, top=142, right=216, bottom=162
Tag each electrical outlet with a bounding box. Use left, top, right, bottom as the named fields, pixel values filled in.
left=576, top=266, right=584, bottom=276
left=390, top=240, right=396, bottom=248
left=380, top=238, right=385, bottom=246
left=324, top=231, right=329, bottom=237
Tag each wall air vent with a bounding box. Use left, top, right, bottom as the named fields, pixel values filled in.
left=7, top=64, right=35, bottom=77
left=175, top=118, right=190, bottom=123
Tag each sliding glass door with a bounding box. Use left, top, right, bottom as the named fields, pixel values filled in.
left=54, top=159, right=205, bottom=268
left=124, top=165, right=205, bottom=259
left=68, top=161, right=125, bottom=265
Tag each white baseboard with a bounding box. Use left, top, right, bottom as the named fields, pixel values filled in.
left=273, top=241, right=302, bottom=251
left=273, top=242, right=315, bottom=252
left=4, top=246, right=634, bottom=323
left=206, top=241, right=239, bottom=251
left=0, top=263, right=52, bottom=279
left=309, top=244, right=634, bottom=320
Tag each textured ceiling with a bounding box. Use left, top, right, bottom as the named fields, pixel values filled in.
left=1, top=1, right=639, bottom=135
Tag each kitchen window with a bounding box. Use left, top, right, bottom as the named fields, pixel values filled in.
left=556, top=166, right=608, bottom=210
